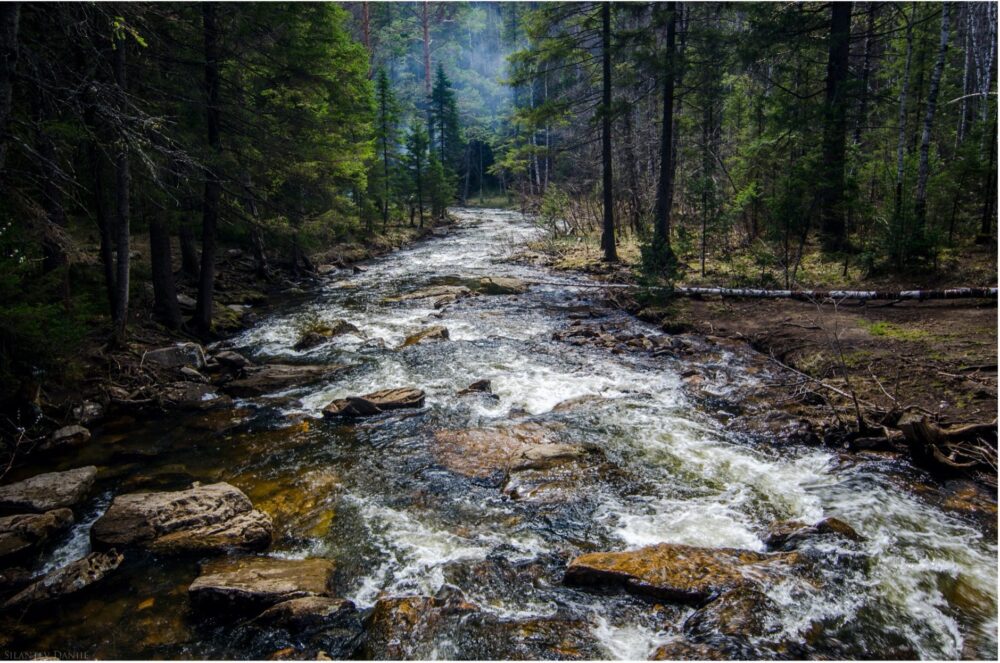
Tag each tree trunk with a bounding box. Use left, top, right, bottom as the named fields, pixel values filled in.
left=599, top=2, right=616, bottom=262
left=957, top=4, right=972, bottom=146
left=913, top=3, right=950, bottom=236
left=653, top=1, right=677, bottom=265
left=111, top=33, right=130, bottom=344
left=195, top=2, right=222, bottom=337
left=89, top=141, right=117, bottom=319
left=818, top=1, right=852, bottom=252
left=977, top=115, right=997, bottom=243
left=149, top=216, right=182, bottom=329
left=32, top=96, right=68, bottom=273
left=0, top=2, right=18, bottom=175
left=179, top=223, right=200, bottom=277
left=893, top=5, right=915, bottom=267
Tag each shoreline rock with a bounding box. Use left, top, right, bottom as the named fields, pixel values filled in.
left=223, top=364, right=350, bottom=398
left=3, top=550, right=124, bottom=611
left=0, top=509, right=74, bottom=564
left=0, top=466, right=97, bottom=514
left=90, top=482, right=272, bottom=554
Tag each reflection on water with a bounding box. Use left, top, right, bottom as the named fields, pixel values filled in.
left=5, top=209, right=996, bottom=659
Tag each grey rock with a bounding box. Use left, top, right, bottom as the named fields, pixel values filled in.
left=0, top=466, right=97, bottom=513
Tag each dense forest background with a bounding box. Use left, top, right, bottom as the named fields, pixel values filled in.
left=0, top=1, right=996, bottom=411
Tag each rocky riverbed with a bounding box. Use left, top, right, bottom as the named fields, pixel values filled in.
left=0, top=208, right=995, bottom=659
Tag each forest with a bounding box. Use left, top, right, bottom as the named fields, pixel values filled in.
left=0, top=2, right=996, bottom=403
left=0, top=2, right=996, bottom=661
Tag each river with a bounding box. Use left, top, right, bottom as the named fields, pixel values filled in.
left=7, top=208, right=997, bottom=659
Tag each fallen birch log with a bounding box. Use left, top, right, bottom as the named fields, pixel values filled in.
left=524, top=279, right=998, bottom=301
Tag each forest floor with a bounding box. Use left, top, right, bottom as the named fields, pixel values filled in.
left=518, top=230, right=998, bottom=492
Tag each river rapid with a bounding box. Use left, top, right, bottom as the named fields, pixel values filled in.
left=7, top=208, right=997, bottom=659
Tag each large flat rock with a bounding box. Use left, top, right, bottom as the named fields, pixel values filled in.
left=433, top=424, right=584, bottom=479
left=224, top=364, right=349, bottom=398
left=0, top=466, right=97, bottom=514
left=90, top=482, right=272, bottom=553
left=564, top=543, right=801, bottom=603
left=188, top=557, right=336, bottom=612
left=3, top=550, right=123, bottom=611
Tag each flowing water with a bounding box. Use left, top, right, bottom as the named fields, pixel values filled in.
left=5, top=208, right=997, bottom=659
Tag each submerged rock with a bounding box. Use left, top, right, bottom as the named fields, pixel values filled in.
left=188, top=557, right=336, bottom=612
left=239, top=597, right=364, bottom=659
left=0, top=466, right=97, bottom=514
left=0, top=509, right=74, bottom=564
left=363, top=595, right=476, bottom=659
left=765, top=517, right=863, bottom=551
left=322, top=387, right=425, bottom=418
left=683, top=586, right=778, bottom=639
left=90, top=482, right=272, bottom=554
left=144, top=342, right=206, bottom=370
left=224, top=364, right=350, bottom=398
left=3, top=550, right=123, bottom=611
left=401, top=325, right=450, bottom=347
left=564, top=543, right=802, bottom=603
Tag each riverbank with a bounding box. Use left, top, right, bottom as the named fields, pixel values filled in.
left=516, top=233, right=998, bottom=495
left=2, top=218, right=453, bottom=480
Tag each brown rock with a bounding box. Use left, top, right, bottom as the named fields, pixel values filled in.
left=0, top=509, right=74, bottom=563
left=457, top=379, right=493, bottom=396
left=161, top=382, right=233, bottom=410
left=188, top=557, right=336, bottom=612
left=433, top=424, right=583, bottom=479
left=401, top=325, right=450, bottom=348
left=293, top=320, right=360, bottom=351
left=90, top=482, right=272, bottom=554
left=363, top=596, right=476, bottom=659
left=225, top=364, right=350, bottom=398
left=564, top=543, right=801, bottom=603
left=0, top=466, right=97, bottom=514
left=322, top=387, right=425, bottom=418
left=683, top=587, right=777, bottom=639
left=3, top=550, right=123, bottom=610
left=765, top=517, right=863, bottom=550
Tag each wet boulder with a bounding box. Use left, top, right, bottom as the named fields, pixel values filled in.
left=0, top=466, right=97, bottom=514
left=401, top=325, right=449, bottom=348
left=40, top=424, right=91, bottom=452
left=564, top=543, right=802, bottom=603
left=188, top=557, right=336, bottom=613
left=214, top=350, right=252, bottom=370
left=457, top=379, right=493, bottom=396
left=384, top=285, right=471, bottom=303
left=144, top=342, right=206, bottom=370
left=475, top=276, right=528, bottom=295
left=224, top=364, right=350, bottom=398
left=2, top=550, right=124, bottom=611
left=293, top=320, right=360, bottom=351
left=433, top=424, right=585, bottom=480
left=651, top=636, right=756, bottom=661
left=683, top=587, right=778, bottom=639
left=71, top=400, right=105, bottom=425
left=238, top=597, right=364, bottom=659
left=90, top=482, right=272, bottom=554
left=0, top=509, right=74, bottom=564
left=765, top=517, right=863, bottom=551
left=363, top=595, right=476, bottom=659
left=176, top=293, right=197, bottom=312
left=322, top=387, right=425, bottom=418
